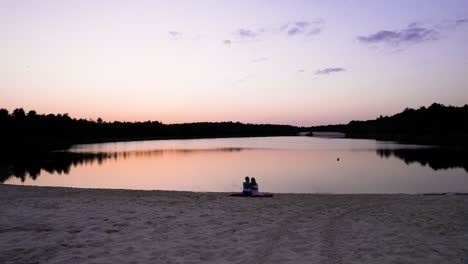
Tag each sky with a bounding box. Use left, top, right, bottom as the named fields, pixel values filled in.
left=1, top=0, right=467, bottom=126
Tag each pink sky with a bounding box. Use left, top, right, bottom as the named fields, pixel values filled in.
left=1, top=0, right=467, bottom=125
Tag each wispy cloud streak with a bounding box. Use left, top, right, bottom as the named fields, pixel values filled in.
left=252, top=57, right=269, bottom=63
left=358, top=18, right=468, bottom=48
left=436, top=18, right=468, bottom=30
left=168, top=31, right=182, bottom=39
left=315, top=68, right=346, bottom=75
left=358, top=25, right=438, bottom=45
left=236, top=28, right=262, bottom=38
left=281, top=19, right=324, bottom=37
left=230, top=19, right=323, bottom=43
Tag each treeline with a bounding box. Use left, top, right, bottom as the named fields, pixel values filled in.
left=345, top=103, right=468, bottom=145
left=0, top=108, right=300, bottom=153
left=2, top=102, right=467, bottom=153
left=310, top=103, right=468, bottom=146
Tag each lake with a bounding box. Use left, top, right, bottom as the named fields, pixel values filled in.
left=3, top=136, right=468, bottom=193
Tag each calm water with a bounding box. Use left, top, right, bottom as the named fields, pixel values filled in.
left=3, top=137, right=468, bottom=193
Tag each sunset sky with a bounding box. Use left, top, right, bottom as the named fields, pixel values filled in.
left=1, top=0, right=467, bottom=126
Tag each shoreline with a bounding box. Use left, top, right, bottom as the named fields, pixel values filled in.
left=4, top=183, right=468, bottom=195
left=1, top=184, right=467, bottom=263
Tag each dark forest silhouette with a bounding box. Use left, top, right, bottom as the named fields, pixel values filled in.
left=310, top=103, right=468, bottom=146
left=1, top=102, right=467, bottom=154
left=0, top=108, right=298, bottom=153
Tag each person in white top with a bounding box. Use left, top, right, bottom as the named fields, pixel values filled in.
left=250, top=177, right=259, bottom=195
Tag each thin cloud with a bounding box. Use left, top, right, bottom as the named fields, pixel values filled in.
left=436, top=18, right=468, bottom=30
left=252, top=57, right=269, bottom=63
left=223, top=39, right=232, bottom=45
left=282, top=19, right=324, bottom=37
left=230, top=19, right=323, bottom=43
left=315, top=68, right=346, bottom=75
left=358, top=26, right=438, bottom=45
left=287, top=27, right=301, bottom=36
left=168, top=31, right=182, bottom=39
left=236, top=28, right=262, bottom=38
left=356, top=21, right=466, bottom=48
left=455, top=18, right=468, bottom=26
left=307, top=28, right=322, bottom=36
left=233, top=74, right=254, bottom=85
left=295, top=21, right=309, bottom=28
left=358, top=19, right=468, bottom=50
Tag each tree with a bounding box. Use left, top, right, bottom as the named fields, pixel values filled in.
left=12, top=108, right=26, bottom=118
left=27, top=110, right=37, bottom=117
left=0, top=108, right=8, bottom=119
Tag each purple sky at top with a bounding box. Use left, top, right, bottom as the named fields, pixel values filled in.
left=1, top=0, right=467, bottom=125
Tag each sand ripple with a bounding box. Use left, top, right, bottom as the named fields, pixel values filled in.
left=0, top=185, right=467, bottom=263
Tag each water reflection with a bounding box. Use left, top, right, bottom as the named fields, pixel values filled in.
left=0, top=148, right=246, bottom=183
left=377, top=148, right=468, bottom=172
left=1, top=152, right=106, bottom=183
left=2, top=137, right=468, bottom=193
left=3, top=147, right=468, bottom=185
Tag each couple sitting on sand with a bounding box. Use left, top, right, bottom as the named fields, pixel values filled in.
left=242, top=176, right=259, bottom=196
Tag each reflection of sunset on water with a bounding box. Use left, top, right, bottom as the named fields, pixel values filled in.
left=5, top=138, right=468, bottom=193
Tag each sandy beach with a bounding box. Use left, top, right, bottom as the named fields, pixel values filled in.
left=1, top=184, right=467, bottom=264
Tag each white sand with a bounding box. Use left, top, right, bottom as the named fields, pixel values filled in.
left=1, top=185, right=467, bottom=264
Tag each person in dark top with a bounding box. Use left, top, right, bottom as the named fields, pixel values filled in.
left=250, top=177, right=259, bottom=195
left=242, top=176, right=251, bottom=195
